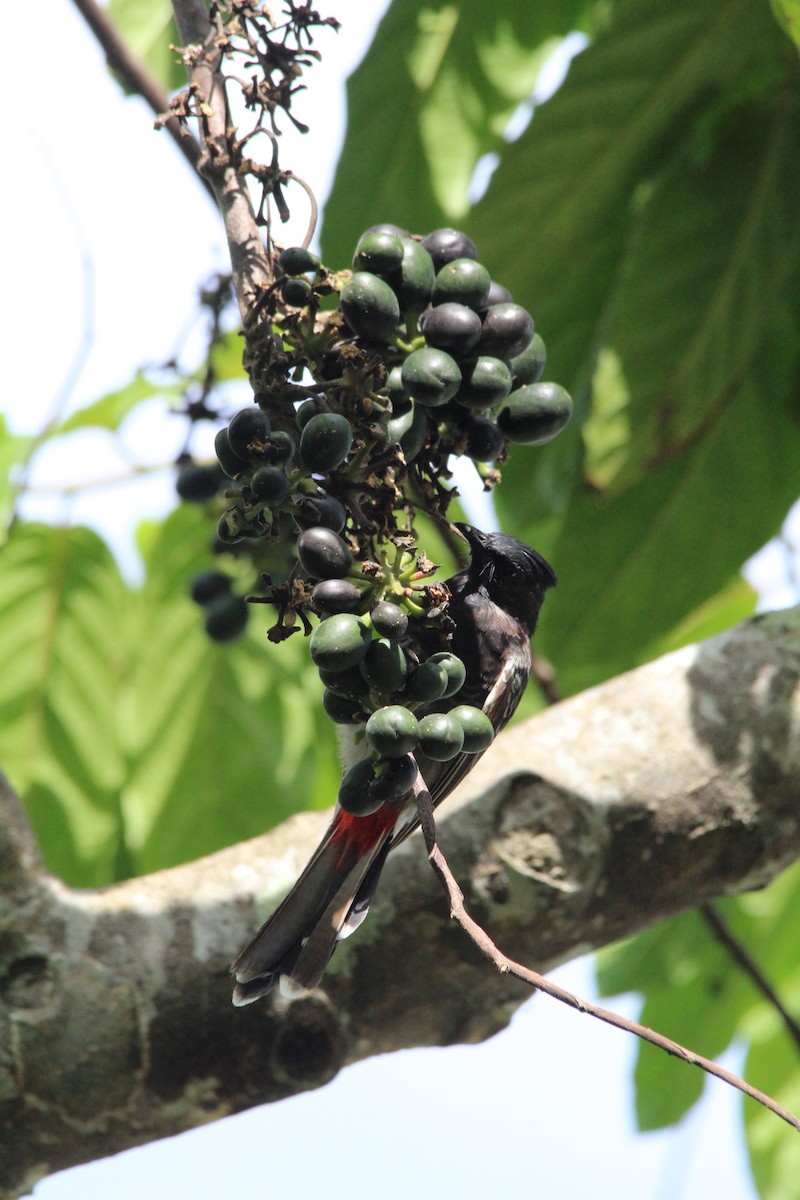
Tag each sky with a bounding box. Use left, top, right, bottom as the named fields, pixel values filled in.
left=3, top=1, right=797, bottom=1197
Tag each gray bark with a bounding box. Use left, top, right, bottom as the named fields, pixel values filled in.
left=1, top=608, right=799, bottom=1197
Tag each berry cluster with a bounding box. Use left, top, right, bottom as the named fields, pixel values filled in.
left=304, top=575, right=492, bottom=815
left=180, top=224, right=571, bottom=650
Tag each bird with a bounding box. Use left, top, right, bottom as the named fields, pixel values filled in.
left=231, top=522, right=556, bottom=1004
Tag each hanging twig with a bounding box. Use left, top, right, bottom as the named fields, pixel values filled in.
left=701, top=902, right=800, bottom=1055
left=413, top=782, right=800, bottom=1136
left=70, top=0, right=217, bottom=206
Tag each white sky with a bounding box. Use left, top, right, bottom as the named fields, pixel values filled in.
left=4, top=1, right=795, bottom=1196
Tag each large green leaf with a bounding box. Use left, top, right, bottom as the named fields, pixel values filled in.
left=121, top=506, right=340, bottom=876
left=598, top=864, right=800, bottom=1134
left=472, top=0, right=795, bottom=520
left=0, top=512, right=341, bottom=885
left=108, top=0, right=184, bottom=93
left=0, top=524, right=129, bottom=885
left=56, top=372, right=182, bottom=434
left=606, top=94, right=800, bottom=489
left=531, top=339, right=800, bottom=693
left=0, top=416, right=35, bottom=543
left=321, top=0, right=595, bottom=269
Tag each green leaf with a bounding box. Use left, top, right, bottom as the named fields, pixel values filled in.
left=643, top=576, right=757, bottom=662
left=108, top=0, right=185, bottom=93
left=605, top=95, right=800, bottom=490
left=745, top=1020, right=800, bottom=1199
left=0, top=511, right=343, bottom=884
left=0, top=415, right=35, bottom=544
left=0, top=523, right=129, bottom=885
left=321, top=0, right=595, bottom=269
left=472, top=0, right=794, bottom=522
left=120, top=505, right=340, bottom=876
left=528, top=334, right=800, bottom=694
left=57, top=372, right=182, bottom=434
left=770, top=0, right=800, bottom=49
left=598, top=866, right=800, bottom=1134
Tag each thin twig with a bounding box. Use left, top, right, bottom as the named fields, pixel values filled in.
left=701, top=903, right=800, bottom=1054
left=414, top=783, right=800, bottom=1136
left=171, top=0, right=274, bottom=324
left=70, top=0, right=216, bottom=206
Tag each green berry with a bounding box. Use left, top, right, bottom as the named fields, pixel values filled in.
left=279, top=246, right=321, bottom=275
left=338, top=759, right=383, bottom=817
left=401, top=347, right=461, bottom=408
left=456, top=357, right=513, bottom=410
left=176, top=463, right=223, bottom=502
left=510, top=333, right=547, bottom=386
left=295, top=399, right=323, bottom=430
left=281, top=277, right=313, bottom=307
left=360, top=638, right=407, bottom=697
left=389, top=238, right=436, bottom=313
left=322, top=689, right=366, bottom=725
left=432, top=258, right=491, bottom=310
left=354, top=231, right=405, bottom=274
left=418, top=712, right=464, bottom=761
left=449, top=705, right=494, bottom=753
left=370, top=601, right=409, bottom=640
left=318, top=664, right=371, bottom=702
left=310, top=613, right=371, bottom=671
left=497, top=382, right=573, bottom=445
left=406, top=659, right=448, bottom=702
left=341, top=271, right=401, bottom=341
left=299, top=412, right=353, bottom=472
left=429, top=651, right=466, bottom=697
left=365, top=705, right=420, bottom=757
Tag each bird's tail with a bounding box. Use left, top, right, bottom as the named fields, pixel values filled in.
left=231, top=806, right=397, bottom=1004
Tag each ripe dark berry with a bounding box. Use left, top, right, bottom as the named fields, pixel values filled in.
left=189, top=570, right=231, bottom=605
left=370, top=601, right=408, bottom=640
left=281, top=277, right=313, bottom=307
left=420, top=303, right=482, bottom=358
left=476, top=303, right=535, bottom=360
left=215, top=428, right=244, bottom=480
left=227, top=406, right=272, bottom=462
left=421, top=228, right=477, bottom=270
left=204, top=593, right=249, bottom=642
left=250, top=466, right=290, bottom=507
left=294, top=492, right=347, bottom=532
left=297, top=527, right=353, bottom=579
left=176, top=463, right=223, bottom=502
left=311, top=578, right=363, bottom=614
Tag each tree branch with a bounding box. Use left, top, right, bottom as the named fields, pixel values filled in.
left=170, top=0, right=274, bottom=322
left=70, top=0, right=217, bottom=206
left=1, top=608, right=799, bottom=1195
